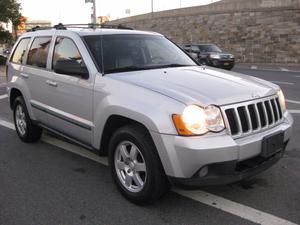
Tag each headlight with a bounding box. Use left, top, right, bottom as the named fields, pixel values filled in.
left=210, top=54, right=221, bottom=59
left=277, top=89, right=286, bottom=112
left=172, top=105, right=225, bottom=136
left=229, top=54, right=234, bottom=59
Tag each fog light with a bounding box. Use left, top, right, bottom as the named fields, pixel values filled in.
left=198, top=166, right=208, bottom=177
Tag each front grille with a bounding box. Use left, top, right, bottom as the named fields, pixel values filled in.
left=222, top=96, right=283, bottom=138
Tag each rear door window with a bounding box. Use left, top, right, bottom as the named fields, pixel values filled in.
left=11, top=38, right=31, bottom=64
left=27, top=37, right=52, bottom=68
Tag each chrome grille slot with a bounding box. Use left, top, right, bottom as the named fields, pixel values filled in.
left=225, top=109, right=238, bottom=135
left=247, top=104, right=258, bottom=130
left=222, top=96, right=283, bottom=138
left=237, top=107, right=249, bottom=133
left=275, top=98, right=283, bottom=119
left=257, top=102, right=267, bottom=127
left=264, top=100, right=273, bottom=124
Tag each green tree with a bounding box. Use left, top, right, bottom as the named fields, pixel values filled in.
left=0, top=0, right=21, bottom=24
left=0, top=0, right=22, bottom=39
left=0, top=27, right=13, bottom=44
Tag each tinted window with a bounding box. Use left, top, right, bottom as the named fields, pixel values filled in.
left=27, top=37, right=52, bottom=68
left=11, top=38, right=30, bottom=64
left=52, top=37, right=84, bottom=70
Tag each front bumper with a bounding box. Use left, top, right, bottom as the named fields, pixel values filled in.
left=151, top=112, right=293, bottom=186
left=169, top=141, right=288, bottom=187
left=208, top=59, right=235, bottom=70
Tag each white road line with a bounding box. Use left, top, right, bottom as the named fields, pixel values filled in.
left=251, top=65, right=257, bottom=70
left=0, top=119, right=15, bottom=130
left=286, top=99, right=300, bottom=105
left=174, top=189, right=298, bottom=225
left=269, top=81, right=294, bottom=85
left=289, top=110, right=300, bottom=114
left=0, top=119, right=298, bottom=225
left=0, top=94, right=8, bottom=100
left=280, top=67, right=289, bottom=72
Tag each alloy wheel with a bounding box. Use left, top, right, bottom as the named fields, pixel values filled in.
left=114, top=141, right=147, bottom=193
left=15, top=104, right=27, bottom=136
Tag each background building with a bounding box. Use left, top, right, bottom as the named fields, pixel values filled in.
left=98, top=16, right=110, bottom=24
left=25, top=20, right=51, bottom=30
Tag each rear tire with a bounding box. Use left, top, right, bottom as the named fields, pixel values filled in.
left=13, top=96, right=42, bottom=143
left=108, top=124, right=170, bottom=205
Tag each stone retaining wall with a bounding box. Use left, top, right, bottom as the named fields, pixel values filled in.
left=109, top=0, right=300, bottom=64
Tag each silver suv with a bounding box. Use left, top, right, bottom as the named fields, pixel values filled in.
left=6, top=25, right=293, bottom=204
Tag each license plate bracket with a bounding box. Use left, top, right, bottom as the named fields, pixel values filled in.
left=261, top=132, right=284, bottom=158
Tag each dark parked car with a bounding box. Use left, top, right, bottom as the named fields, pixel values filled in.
left=182, top=44, right=235, bottom=70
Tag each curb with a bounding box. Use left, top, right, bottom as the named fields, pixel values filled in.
left=234, top=66, right=300, bottom=73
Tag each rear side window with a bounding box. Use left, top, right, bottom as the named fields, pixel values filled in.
left=27, top=37, right=52, bottom=68
left=11, top=38, right=30, bottom=64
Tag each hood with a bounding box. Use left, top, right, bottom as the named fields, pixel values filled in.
left=108, top=66, right=278, bottom=106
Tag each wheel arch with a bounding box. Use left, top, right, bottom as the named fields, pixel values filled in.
left=99, top=114, right=153, bottom=156
left=10, top=88, right=23, bottom=109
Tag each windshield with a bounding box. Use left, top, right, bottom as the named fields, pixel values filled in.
left=84, top=34, right=196, bottom=74
left=198, top=45, right=222, bottom=53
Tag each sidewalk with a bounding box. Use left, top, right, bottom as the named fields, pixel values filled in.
left=0, top=66, right=7, bottom=85
left=235, top=63, right=300, bottom=73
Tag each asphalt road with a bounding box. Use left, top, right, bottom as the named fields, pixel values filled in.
left=0, top=68, right=299, bottom=225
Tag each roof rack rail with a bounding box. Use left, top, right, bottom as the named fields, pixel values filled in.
left=29, top=26, right=53, bottom=32
left=27, top=23, right=65, bottom=32
left=27, top=23, right=133, bottom=32
left=62, top=23, right=133, bottom=30
left=53, top=23, right=67, bottom=30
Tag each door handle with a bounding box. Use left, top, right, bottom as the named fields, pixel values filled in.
left=46, top=80, right=58, bottom=87
left=20, top=73, right=29, bottom=79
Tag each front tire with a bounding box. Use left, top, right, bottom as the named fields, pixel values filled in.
left=108, top=124, right=170, bottom=204
left=13, top=96, right=42, bottom=143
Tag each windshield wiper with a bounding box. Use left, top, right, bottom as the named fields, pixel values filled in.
left=104, top=66, right=153, bottom=74
left=104, top=64, right=193, bottom=74
left=157, top=64, right=193, bottom=68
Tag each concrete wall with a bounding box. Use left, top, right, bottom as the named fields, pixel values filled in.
left=109, top=0, right=300, bottom=65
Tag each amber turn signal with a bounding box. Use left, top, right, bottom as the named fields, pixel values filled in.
left=172, top=114, right=194, bottom=136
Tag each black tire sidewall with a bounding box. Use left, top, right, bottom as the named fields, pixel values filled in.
left=13, top=96, right=42, bottom=142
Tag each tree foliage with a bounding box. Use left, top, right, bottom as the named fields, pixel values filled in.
left=0, top=0, right=22, bottom=26
left=0, top=27, right=13, bottom=44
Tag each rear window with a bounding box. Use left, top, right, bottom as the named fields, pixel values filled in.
left=11, top=38, right=30, bottom=64
left=27, top=37, right=52, bottom=68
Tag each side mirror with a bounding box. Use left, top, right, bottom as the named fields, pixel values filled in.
left=54, top=59, right=89, bottom=79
